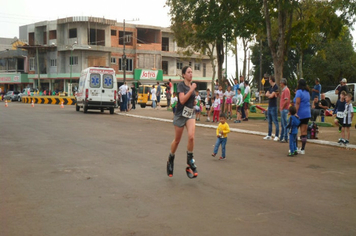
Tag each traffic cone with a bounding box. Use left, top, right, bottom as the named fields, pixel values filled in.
left=5, top=100, right=8, bottom=107
left=61, top=101, right=64, bottom=108
left=31, top=99, right=34, bottom=107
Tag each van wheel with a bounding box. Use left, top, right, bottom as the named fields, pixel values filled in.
left=140, top=104, right=146, bottom=108
left=76, top=104, right=80, bottom=111
left=84, top=105, right=88, bottom=113
left=110, top=107, right=114, bottom=114
left=101, top=108, right=104, bottom=112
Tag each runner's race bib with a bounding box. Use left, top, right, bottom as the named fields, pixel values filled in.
left=337, top=111, right=344, bottom=118
left=182, top=106, right=194, bottom=118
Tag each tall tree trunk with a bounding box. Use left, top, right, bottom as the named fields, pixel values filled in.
left=216, top=39, right=225, bottom=111
left=242, top=38, right=248, bottom=79
left=235, top=38, right=238, bottom=79
left=208, top=45, right=216, bottom=93
left=298, top=48, right=303, bottom=79
left=216, top=40, right=225, bottom=85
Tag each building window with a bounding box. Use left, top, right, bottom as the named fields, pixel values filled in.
left=162, top=37, right=169, bottom=51
left=69, top=28, right=77, bottom=38
left=111, top=30, right=117, bottom=36
left=194, top=63, right=200, bottom=71
left=111, top=57, right=117, bottom=64
left=49, top=30, right=57, bottom=40
left=69, top=56, right=78, bottom=65
left=203, top=63, right=206, bottom=77
left=29, top=57, right=35, bottom=71
left=177, top=62, right=183, bottom=70
left=189, top=62, right=192, bottom=66
left=162, top=61, right=168, bottom=74
left=119, top=58, right=133, bottom=71
left=119, top=31, right=133, bottom=46
left=50, top=59, right=57, bottom=67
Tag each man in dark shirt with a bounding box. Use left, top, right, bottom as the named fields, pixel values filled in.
left=311, top=93, right=328, bottom=121
left=263, top=76, right=279, bottom=141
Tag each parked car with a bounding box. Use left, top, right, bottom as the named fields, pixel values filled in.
left=17, top=88, right=34, bottom=101
left=3, top=91, right=20, bottom=101
left=324, top=83, right=356, bottom=107
left=199, top=90, right=207, bottom=106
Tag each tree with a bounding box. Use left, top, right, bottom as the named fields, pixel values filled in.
left=166, top=0, right=236, bottom=90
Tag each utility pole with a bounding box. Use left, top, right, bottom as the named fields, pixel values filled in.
left=123, top=19, right=126, bottom=83
left=36, top=47, right=41, bottom=91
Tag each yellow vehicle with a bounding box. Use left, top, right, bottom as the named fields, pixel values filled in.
left=137, top=84, right=167, bottom=108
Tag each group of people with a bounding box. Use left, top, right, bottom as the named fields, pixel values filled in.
left=167, top=67, right=354, bottom=178
left=118, top=82, right=137, bottom=112
left=264, top=76, right=353, bottom=156
left=197, top=76, right=251, bottom=124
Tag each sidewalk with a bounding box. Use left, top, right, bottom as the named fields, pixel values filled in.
left=117, top=106, right=356, bottom=150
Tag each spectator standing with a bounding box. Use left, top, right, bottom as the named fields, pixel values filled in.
left=286, top=106, right=300, bottom=156
left=242, top=80, right=251, bottom=121
left=214, top=79, right=219, bottom=94
left=341, top=93, right=354, bottom=145
left=279, top=78, right=290, bottom=142
left=131, top=83, right=137, bottom=110
left=334, top=91, right=347, bottom=134
left=166, top=85, right=171, bottom=110
left=156, top=82, right=161, bottom=108
left=211, top=113, right=231, bottom=160
left=119, top=82, right=128, bottom=112
left=168, top=78, right=173, bottom=95
left=195, top=90, right=201, bottom=121
left=239, top=76, right=245, bottom=119
left=293, top=79, right=311, bottom=155
left=232, top=78, right=239, bottom=104
left=212, top=94, right=221, bottom=122
left=224, top=85, right=234, bottom=120
left=311, top=78, right=321, bottom=101
left=234, top=88, right=243, bottom=123
left=216, top=85, right=224, bottom=111
left=151, top=85, right=157, bottom=109
left=205, top=88, right=212, bottom=122
left=264, top=76, right=279, bottom=141
left=171, top=92, right=178, bottom=117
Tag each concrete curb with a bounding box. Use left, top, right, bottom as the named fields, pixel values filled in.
left=117, top=113, right=356, bottom=150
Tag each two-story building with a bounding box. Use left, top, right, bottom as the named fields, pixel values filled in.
left=1, top=16, right=216, bottom=94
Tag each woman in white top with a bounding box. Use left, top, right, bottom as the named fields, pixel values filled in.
left=224, top=85, right=234, bottom=120
left=151, top=85, right=157, bottom=109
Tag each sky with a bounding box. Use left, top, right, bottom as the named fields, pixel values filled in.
left=1, top=0, right=355, bottom=80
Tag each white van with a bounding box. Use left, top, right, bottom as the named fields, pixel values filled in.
left=75, top=67, right=117, bottom=114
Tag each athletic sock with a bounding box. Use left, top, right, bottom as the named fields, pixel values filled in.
left=301, top=135, right=307, bottom=150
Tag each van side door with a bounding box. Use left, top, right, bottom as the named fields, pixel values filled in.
left=101, top=74, right=115, bottom=103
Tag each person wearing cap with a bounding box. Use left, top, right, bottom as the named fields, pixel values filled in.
left=279, top=78, right=290, bottom=142
left=336, top=78, right=349, bottom=100
left=311, top=78, right=321, bottom=101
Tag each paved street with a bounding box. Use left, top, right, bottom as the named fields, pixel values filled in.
left=1, top=102, right=356, bottom=236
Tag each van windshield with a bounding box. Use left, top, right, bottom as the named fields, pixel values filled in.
left=90, top=73, right=101, bottom=88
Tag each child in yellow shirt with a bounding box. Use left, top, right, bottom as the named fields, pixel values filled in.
left=212, top=113, right=230, bottom=160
